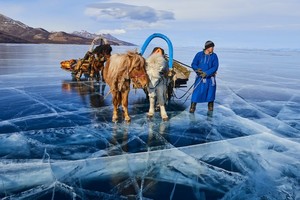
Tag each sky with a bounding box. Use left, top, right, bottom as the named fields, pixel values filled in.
left=0, top=0, right=300, bottom=49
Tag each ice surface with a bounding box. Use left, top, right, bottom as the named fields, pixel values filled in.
left=0, top=44, right=299, bottom=199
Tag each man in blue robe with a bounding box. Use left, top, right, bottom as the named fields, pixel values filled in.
left=189, top=41, right=219, bottom=113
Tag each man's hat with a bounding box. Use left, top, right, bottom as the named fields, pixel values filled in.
left=204, top=41, right=215, bottom=50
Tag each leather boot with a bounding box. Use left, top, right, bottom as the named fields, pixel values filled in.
left=189, top=102, right=197, bottom=113
left=208, top=101, right=214, bottom=111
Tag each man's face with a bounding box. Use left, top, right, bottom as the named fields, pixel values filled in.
left=205, top=46, right=214, bottom=54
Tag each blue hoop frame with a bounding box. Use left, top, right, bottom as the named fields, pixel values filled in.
left=140, top=33, right=173, bottom=68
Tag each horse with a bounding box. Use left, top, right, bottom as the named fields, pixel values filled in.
left=146, top=47, right=170, bottom=121
left=90, top=44, right=112, bottom=81
left=103, top=50, right=149, bottom=122
left=74, top=44, right=112, bottom=81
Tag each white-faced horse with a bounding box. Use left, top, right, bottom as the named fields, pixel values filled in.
left=146, top=47, right=170, bottom=121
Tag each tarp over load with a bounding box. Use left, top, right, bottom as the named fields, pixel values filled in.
left=167, top=56, right=191, bottom=88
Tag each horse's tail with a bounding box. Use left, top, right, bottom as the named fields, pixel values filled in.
left=102, top=57, right=110, bottom=84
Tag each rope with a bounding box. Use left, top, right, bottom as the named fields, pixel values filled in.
left=103, top=89, right=111, bottom=99
left=171, top=77, right=203, bottom=104
left=172, top=81, right=195, bottom=99
left=165, top=55, right=193, bottom=69
left=166, top=56, right=218, bottom=106
left=163, top=57, right=200, bottom=103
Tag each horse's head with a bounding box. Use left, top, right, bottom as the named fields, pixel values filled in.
left=90, top=44, right=113, bottom=71
left=127, top=51, right=149, bottom=89
left=93, top=44, right=112, bottom=60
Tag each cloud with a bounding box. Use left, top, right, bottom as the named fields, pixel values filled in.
left=85, top=3, right=174, bottom=23
left=97, top=29, right=126, bottom=35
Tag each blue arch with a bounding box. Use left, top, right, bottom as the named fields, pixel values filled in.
left=140, top=33, right=173, bottom=68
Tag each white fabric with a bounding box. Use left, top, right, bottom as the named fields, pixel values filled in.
left=146, top=53, right=169, bottom=120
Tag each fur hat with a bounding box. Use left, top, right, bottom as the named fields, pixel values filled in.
left=204, top=41, right=215, bottom=50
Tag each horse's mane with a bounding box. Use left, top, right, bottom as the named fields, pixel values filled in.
left=108, top=51, right=145, bottom=80
left=106, top=50, right=145, bottom=90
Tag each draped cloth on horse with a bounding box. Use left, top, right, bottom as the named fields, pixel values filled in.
left=191, top=51, right=219, bottom=103
left=147, top=54, right=169, bottom=85
left=146, top=53, right=169, bottom=120
left=146, top=53, right=169, bottom=105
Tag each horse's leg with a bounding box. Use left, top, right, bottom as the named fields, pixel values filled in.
left=73, top=61, right=82, bottom=81
left=75, top=69, right=82, bottom=81
left=100, top=69, right=104, bottom=83
left=121, top=90, right=131, bottom=122
left=159, top=105, right=168, bottom=121
left=101, top=81, right=106, bottom=95
left=147, top=90, right=155, bottom=117
left=157, top=85, right=168, bottom=121
left=97, top=65, right=103, bottom=82
left=88, top=64, right=94, bottom=81
left=112, top=91, right=120, bottom=122
left=96, top=70, right=100, bottom=82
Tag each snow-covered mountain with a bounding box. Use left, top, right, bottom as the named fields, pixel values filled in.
left=0, top=13, right=135, bottom=45
left=72, top=30, right=135, bottom=46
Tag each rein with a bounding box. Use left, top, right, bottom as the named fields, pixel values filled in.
left=172, top=77, right=203, bottom=104
left=148, top=76, right=163, bottom=89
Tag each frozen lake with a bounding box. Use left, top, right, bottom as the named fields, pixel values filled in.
left=0, top=44, right=300, bottom=199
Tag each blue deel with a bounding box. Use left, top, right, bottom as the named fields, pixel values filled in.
left=191, top=51, right=219, bottom=103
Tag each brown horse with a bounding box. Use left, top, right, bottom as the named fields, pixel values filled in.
left=103, top=50, right=149, bottom=122
left=74, top=44, right=112, bottom=81
left=90, top=44, right=112, bottom=81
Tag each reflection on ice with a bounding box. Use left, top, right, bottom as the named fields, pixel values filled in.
left=0, top=45, right=300, bottom=199
left=1, top=141, right=244, bottom=196
left=1, top=132, right=300, bottom=199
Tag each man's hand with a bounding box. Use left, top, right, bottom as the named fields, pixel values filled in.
left=195, top=69, right=206, bottom=78
left=200, top=72, right=207, bottom=78
left=195, top=69, right=202, bottom=76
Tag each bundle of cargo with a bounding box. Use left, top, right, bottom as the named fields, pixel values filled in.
left=60, top=59, right=77, bottom=72
left=60, top=37, right=112, bottom=81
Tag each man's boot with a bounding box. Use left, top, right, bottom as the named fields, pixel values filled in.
left=208, top=101, right=214, bottom=111
left=189, top=102, right=197, bottom=113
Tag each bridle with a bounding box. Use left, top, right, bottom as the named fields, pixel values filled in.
left=123, top=53, right=148, bottom=88
left=129, top=69, right=148, bottom=88
left=130, top=72, right=147, bottom=79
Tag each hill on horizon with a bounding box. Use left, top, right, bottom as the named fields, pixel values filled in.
left=0, top=13, right=135, bottom=46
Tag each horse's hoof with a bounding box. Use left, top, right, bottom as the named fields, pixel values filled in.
left=147, top=113, right=154, bottom=118
left=162, top=117, right=169, bottom=121
left=125, top=118, right=131, bottom=123
left=112, top=117, right=118, bottom=123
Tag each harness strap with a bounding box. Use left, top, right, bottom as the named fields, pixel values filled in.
left=130, top=73, right=147, bottom=79
left=148, top=77, right=163, bottom=89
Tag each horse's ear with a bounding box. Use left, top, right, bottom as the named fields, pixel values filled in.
left=136, top=54, right=146, bottom=69
left=154, top=48, right=163, bottom=55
